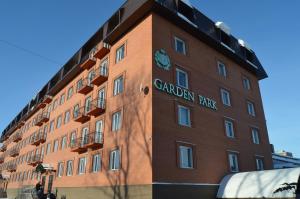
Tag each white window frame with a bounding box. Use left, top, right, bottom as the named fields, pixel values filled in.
left=225, top=120, right=235, bottom=138
left=179, top=145, right=194, bottom=169
left=64, top=110, right=70, bottom=124
left=61, top=136, right=67, bottom=150
left=247, top=101, right=256, bottom=116
left=174, top=36, right=186, bottom=55
left=57, top=162, right=64, bottom=177
left=112, top=111, right=122, bottom=132
left=228, top=153, right=239, bottom=172
left=176, top=68, right=189, bottom=89
left=67, top=87, right=73, bottom=100
left=218, top=61, right=227, bottom=77
left=109, top=149, right=120, bottom=170
left=243, top=77, right=251, bottom=90
left=92, top=154, right=101, bottom=173
left=78, top=157, right=86, bottom=175
left=56, top=116, right=62, bottom=129
left=116, top=44, right=125, bottom=63
left=46, top=143, right=51, bottom=155
left=66, top=160, right=73, bottom=176
left=178, top=105, right=191, bottom=127
left=53, top=140, right=59, bottom=152
left=252, top=128, right=260, bottom=144
left=113, top=76, right=124, bottom=96
left=221, top=89, right=231, bottom=106
left=256, top=158, right=264, bottom=171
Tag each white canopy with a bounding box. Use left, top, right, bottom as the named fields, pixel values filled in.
left=217, top=168, right=300, bottom=198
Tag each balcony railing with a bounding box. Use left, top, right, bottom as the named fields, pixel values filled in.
left=93, top=42, right=111, bottom=59
left=80, top=52, right=97, bottom=70
left=17, top=121, right=25, bottom=129
left=85, top=132, right=104, bottom=149
left=12, top=131, right=22, bottom=142
left=77, top=77, right=94, bottom=95
left=33, top=129, right=47, bottom=146
left=7, top=164, right=17, bottom=172
left=35, top=112, right=50, bottom=126
left=87, top=98, right=106, bottom=117
left=0, top=145, right=7, bottom=152
left=91, top=66, right=108, bottom=86
left=9, top=148, right=19, bottom=157
left=73, top=106, right=90, bottom=123
left=28, top=154, right=43, bottom=166
left=70, top=137, right=88, bottom=153
left=42, top=95, right=53, bottom=104
left=0, top=157, right=4, bottom=163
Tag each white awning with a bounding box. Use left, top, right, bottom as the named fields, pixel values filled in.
left=217, top=168, right=300, bottom=198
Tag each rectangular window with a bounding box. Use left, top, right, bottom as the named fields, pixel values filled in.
left=78, top=157, right=86, bottom=175
left=67, top=87, right=73, bottom=100
left=61, top=136, right=67, bottom=150
left=46, top=143, right=51, bottom=155
left=73, top=104, right=80, bottom=118
left=64, top=110, right=70, bottom=124
left=76, top=79, right=83, bottom=92
left=247, top=101, right=256, bottom=116
left=256, top=158, right=264, bottom=171
left=109, top=149, right=120, bottom=170
left=176, top=68, right=189, bottom=89
left=70, top=132, right=77, bottom=148
left=225, top=120, right=235, bottom=138
left=179, top=145, right=193, bottom=169
left=228, top=152, right=239, bottom=172
left=243, top=77, right=251, bottom=90
left=178, top=105, right=191, bottom=127
left=56, top=115, right=62, bottom=129
left=66, top=160, right=73, bottom=176
left=100, top=58, right=108, bottom=76
left=92, top=154, right=101, bottom=173
left=112, top=111, right=122, bottom=132
left=49, top=120, right=55, bottom=132
left=218, top=62, right=227, bottom=77
left=221, top=89, right=231, bottom=106
left=174, top=37, right=186, bottom=55
left=113, top=76, right=124, bottom=96
left=59, top=94, right=65, bottom=105
left=116, top=44, right=125, bottom=63
left=251, top=128, right=260, bottom=144
left=57, top=162, right=64, bottom=177
left=53, top=140, right=59, bottom=152
left=53, top=99, right=58, bottom=110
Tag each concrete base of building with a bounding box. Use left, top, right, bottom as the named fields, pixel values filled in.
left=7, top=183, right=219, bottom=199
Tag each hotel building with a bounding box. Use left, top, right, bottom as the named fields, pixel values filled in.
left=0, top=0, right=273, bottom=198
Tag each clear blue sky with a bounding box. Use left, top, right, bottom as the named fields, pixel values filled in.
left=0, top=1, right=299, bottom=157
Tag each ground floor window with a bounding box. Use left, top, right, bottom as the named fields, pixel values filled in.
left=78, top=157, right=86, bottom=175
left=92, top=154, right=101, bottom=173
left=228, top=152, right=239, bottom=172
left=256, top=158, right=264, bottom=171
left=179, top=145, right=194, bottom=169
left=109, top=149, right=120, bottom=170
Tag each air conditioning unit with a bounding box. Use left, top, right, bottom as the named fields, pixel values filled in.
left=215, top=21, right=231, bottom=35
left=238, top=39, right=252, bottom=51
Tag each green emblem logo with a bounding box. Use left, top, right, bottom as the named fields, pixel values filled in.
left=155, top=49, right=171, bottom=70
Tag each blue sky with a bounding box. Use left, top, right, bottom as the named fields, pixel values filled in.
left=0, top=0, right=299, bottom=157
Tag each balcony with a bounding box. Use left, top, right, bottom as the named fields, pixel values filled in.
left=87, top=98, right=106, bottom=117
left=80, top=53, right=97, bottom=70
left=12, top=131, right=22, bottom=142
left=0, top=145, right=7, bottom=152
left=70, top=137, right=88, bottom=153
left=73, top=106, right=90, bottom=123
left=93, top=42, right=111, bottom=59
left=0, top=157, right=4, bottom=163
left=33, top=129, right=47, bottom=146
left=91, top=67, right=108, bottom=86
left=85, top=132, right=104, bottom=149
left=9, top=148, right=19, bottom=157
left=35, top=112, right=50, bottom=126
left=37, top=102, right=47, bottom=109
left=28, top=154, right=43, bottom=166
left=43, top=95, right=53, bottom=104
left=7, top=164, right=17, bottom=172
left=77, top=78, right=93, bottom=95
left=17, top=121, right=25, bottom=129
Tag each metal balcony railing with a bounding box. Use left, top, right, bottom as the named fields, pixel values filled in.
left=93, top=42, right=111, bottom=59
left=28, top=154, right=43, bottom=166
left=86, top=98, right=106, bottom=117
left=80, top=51, right=97, bottom=70
left=7, top=164, right=17, bottom=172
left=35, top=112, right=50, bottom=126
left=0, top=145, right=7, bottom=152
left=12, top=131, right=22, bottom=142
left=91, top=66, right=108, bottom=86
left=9, top=148, right=19, bottom=157
left=73, top=106, right=90, bottom=123
left=77, top=77, right=94, bottom=95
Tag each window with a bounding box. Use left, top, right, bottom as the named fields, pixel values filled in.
left=179, top=145, right=193, bottom=169
left=218, top=62, right=227, bottom=77
left=116, top=44, right=125, bottom=63
left=176, top=68, right=188, bottom=89
left=113, top=76, right=124, bottom=96
left=47, top=104, right=53, bottom=113
left=56, top=115, right=62, bottom=129
left=53, top=140, right=59, bottom=152
left=225, top=120, right=235, bottom=138
left=73, top=104, right=80, bottom=118
left=228, top=152, right=239, bottom=172
left=61, top=136, right=67, bottom=150
left=174, top=37, right=186, bottom=55
left=70, top=132, right=76, bottom=148
left=109, top=149, right=120, bottom=170
left=256, top=158, right=264, bottom=171
left=100, top=58, right=108, bottom=76
left=49, top=120, right=55, bottom=132
left=67, top=87, right=73, bottom=100
left=178, top=105, right=191, bottom=127
left=112, top=111, right=122, bottom=132
left=66, top=160, right=73, bottom=176
left=53, top=99, right=58, bottom=110
left=46, top=143, right=51, bottom=155
left=243, top=77, right=251, bottom=90
left=57, top=162, right=64, bottom=177
left=59, top=94, right=65, bottom=105
left=78, top=157, right=86, bottom=175
left=64, top=110, right=70, bottom=124
left=247, top=101, right=256, bottom=116
left=92, top=154, right=101, bottom=173
left=251, top=128, right=260, bottom=144
left=221, top=89, right=231, bottom=106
